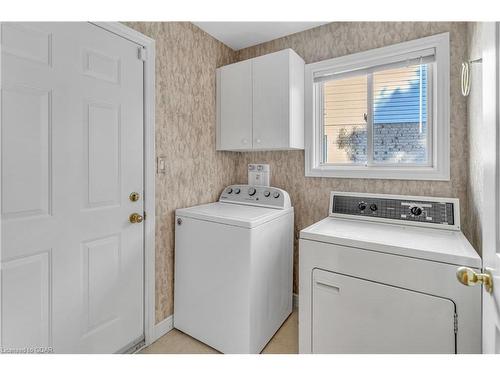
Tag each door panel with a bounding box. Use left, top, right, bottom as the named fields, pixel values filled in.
left=1, top=23, right=52, bottom=66
left=218, top=60, right=253, bottom=150
left=1, top=251, right=51, bottom=348
left=1, top=85, right=52, bottom=219
left=312, top=269, right=456, bottom=353
left=252, top=51, right=288, bottom=149
left=1, top=22, right=144, bottom=353
left=84, top=101, right=121, bottom=208
left=82, top=234, right=121, bottom=334
left=82, top=49, right=121, bottom=84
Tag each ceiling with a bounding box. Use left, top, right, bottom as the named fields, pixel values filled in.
left=193, top=22, right=328, bottom=50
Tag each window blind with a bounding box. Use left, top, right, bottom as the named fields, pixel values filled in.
left=313, top=47, right=435, bottom=84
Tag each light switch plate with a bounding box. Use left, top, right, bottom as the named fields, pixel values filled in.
left=157, top=157, right=167, bottom=174
left=248, top=163, right=270, bottom=186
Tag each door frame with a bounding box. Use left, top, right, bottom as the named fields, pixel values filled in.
left=481, top=22, right=500, bottom=353
left=88, top=22, right=157, bottom=347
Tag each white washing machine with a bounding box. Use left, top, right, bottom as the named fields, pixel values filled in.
left=299, top=192, right=482, bottom=354
left=174, top=185, right=294, bottom=353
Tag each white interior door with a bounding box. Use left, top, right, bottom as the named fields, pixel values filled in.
left=482, top=22, right=500, bottom=354
left=1, top=22, right=144, bottom=353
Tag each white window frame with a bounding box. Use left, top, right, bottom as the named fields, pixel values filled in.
left=305, top=32, right=450, bottom=180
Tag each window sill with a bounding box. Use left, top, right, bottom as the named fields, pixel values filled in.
left=305, top=164, right=450, bottom=181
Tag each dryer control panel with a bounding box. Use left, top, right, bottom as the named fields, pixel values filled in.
left=330, top=192, right=460, bottom=230
left=219, top=185, right=291, bottom=209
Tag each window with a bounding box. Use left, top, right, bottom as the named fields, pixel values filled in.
left=305, top=33, right=450, bottom=180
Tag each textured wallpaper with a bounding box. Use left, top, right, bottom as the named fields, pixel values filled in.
left=234, top=22, right=471, bottom=294
left=125, top=22, right=238, bottom=323
left=125, top=22, right=473, bottom=324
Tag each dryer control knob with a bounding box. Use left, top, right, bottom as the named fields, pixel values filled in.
left=248, top=187, right=256, bottom=196
left=226, top=187, right=233, bottom=194
left=358, top=202, right=367, bottom=211
left=264, top=191, right=271, bottom=197
left=370, top=203, right=378, bottom=211
left=410, top=206, right=423, bottom=216
left=234, top=188, right=241, bottom=194
left=273, top=191, right=280, bottom=199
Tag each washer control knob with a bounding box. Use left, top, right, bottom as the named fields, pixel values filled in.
left=273, top=191, right=280, bottom=199
left=358, top=201, right=367, bottom=211
left=370, top=203, right=378, bottom=212
left=264, top=191, right=271, bottom=197
left=234, top=188, right=240, bottom=194
left=410, top=206, right=423, bottom=216
left=226, top=187, right=233, bottom=194
left=248, top=187, right=256, bottom=196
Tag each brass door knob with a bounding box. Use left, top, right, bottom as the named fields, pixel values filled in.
left=129, top=213, right=144, bottom=224
left=129, top=192, right=140, bottom=202
left=456, top=267, right=493, bottom=293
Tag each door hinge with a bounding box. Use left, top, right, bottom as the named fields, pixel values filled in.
left=138, top=47, right=147, bottom=61
left=453, top=312, right=458, bottom=334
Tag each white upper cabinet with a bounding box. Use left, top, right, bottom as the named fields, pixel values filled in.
left=216, top=59, right=253, bottom=150
left=216, top=49, right=305, bottom=151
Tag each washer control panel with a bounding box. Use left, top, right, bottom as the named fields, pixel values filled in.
left=330, top=192, right=460, bottom=230
left=219, top=185, right=291, bottom=209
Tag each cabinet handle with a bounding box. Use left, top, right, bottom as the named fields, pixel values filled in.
left=315, top=279, right=340, bottom=293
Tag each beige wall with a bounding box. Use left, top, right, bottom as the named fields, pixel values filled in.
left=125, top=22, right=475, bottom=324
left=466, top=22, right=485, bottom=254
left=125, top=22, right=239, bottom=323
left=234, top=22, right=472, bottom=294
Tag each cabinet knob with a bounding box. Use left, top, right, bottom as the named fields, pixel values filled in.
left=242, top=139, right=248, bottom=145
left=256, top=139, right=262, bottom=144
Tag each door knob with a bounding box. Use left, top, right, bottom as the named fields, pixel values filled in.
left=129, top=192, right=140, bottom=202
left=129, top=213, right=144, bottom=224
left=456, top=267, right=493, bottom=293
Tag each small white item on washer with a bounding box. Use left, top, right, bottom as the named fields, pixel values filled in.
left=248, top=163, right=270, bottom=186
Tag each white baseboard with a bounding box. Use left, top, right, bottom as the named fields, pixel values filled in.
left=293, top=293, right=299, bottom=310
left=152, top=315, right=174, bottom=342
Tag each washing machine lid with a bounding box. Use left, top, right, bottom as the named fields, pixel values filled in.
left=300, top=217, right=481, bottom=268
left=176, top=202, right=292, bottom=229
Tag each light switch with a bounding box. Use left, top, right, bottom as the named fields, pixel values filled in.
left=157, top=157, right=167, bottom=174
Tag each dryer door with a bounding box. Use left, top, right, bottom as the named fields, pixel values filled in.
left=312, top=269, right=456, bottom=353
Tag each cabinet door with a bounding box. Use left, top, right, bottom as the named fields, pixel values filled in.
left=312, top=269, right=456, bottom=353
left=252, top=50, right=289, bottom=150
left=217, top=60, right=253, bottom=150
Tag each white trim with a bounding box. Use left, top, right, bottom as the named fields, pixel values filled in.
left=152, top=315, right=174, bottom=342
left=305, top=32, right=450, bottom=180
left=0, top=22, right=4, bottom=347
left=481, top=22, right=500, bottom=353
left=92, top=22, right=156, bottom=347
